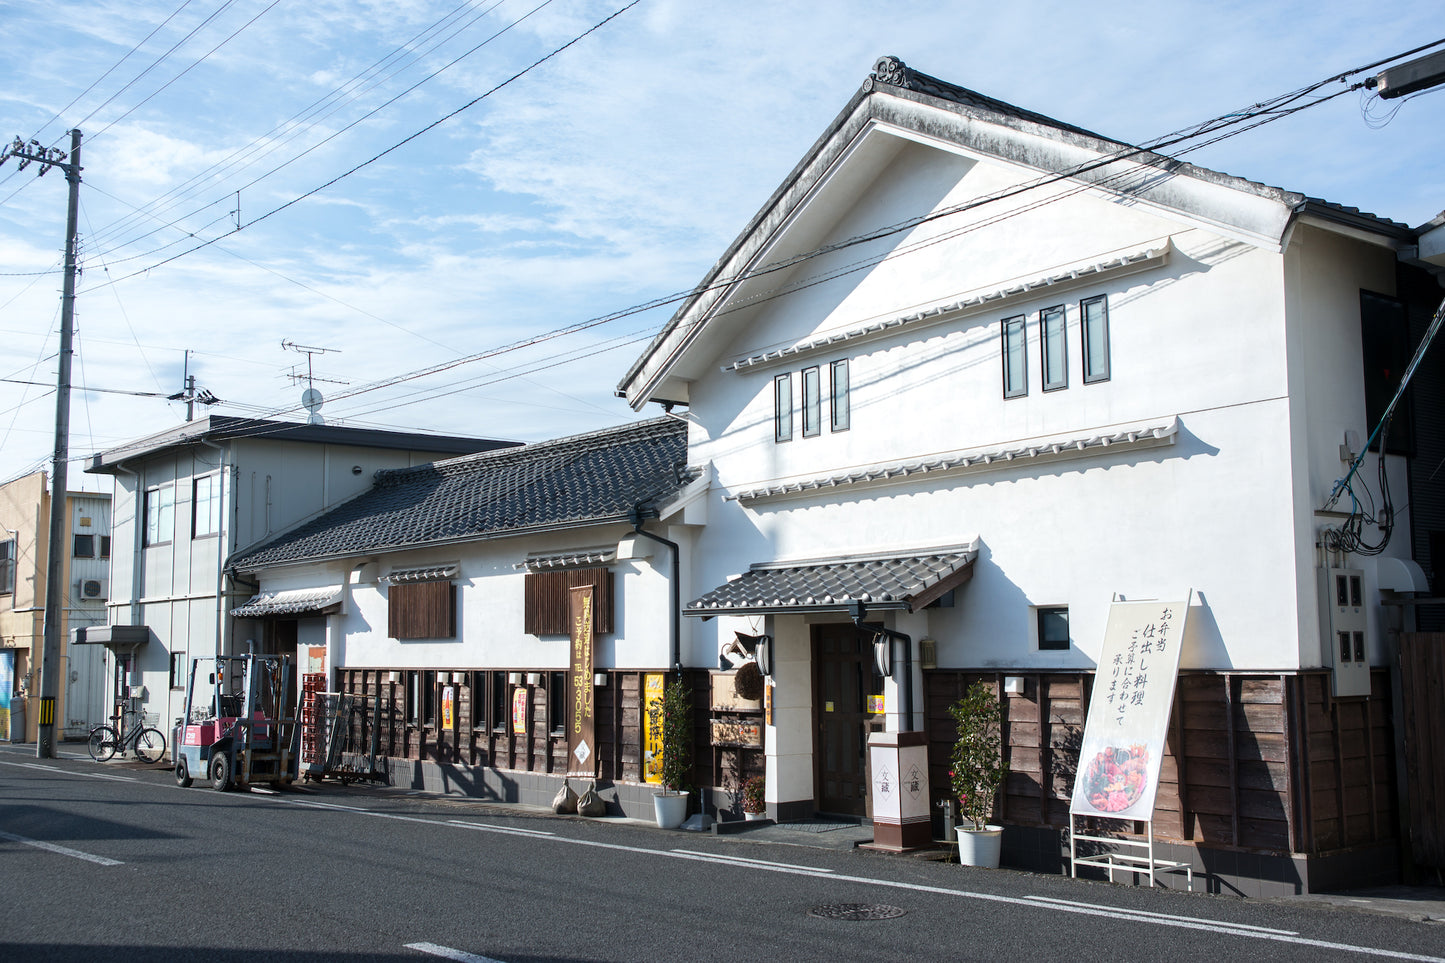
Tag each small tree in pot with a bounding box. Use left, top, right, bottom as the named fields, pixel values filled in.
left=948, top=680, right=1004, bottom=865
left=648, top=676, right=693, bottom=827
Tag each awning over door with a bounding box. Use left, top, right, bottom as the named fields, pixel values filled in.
left=71, top=624, right=150, bottom=647
left=686, top=543, right=978, bottom=618
left=230, top=586, right=342, bottom=618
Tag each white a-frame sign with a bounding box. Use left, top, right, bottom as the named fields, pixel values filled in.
left=1070, top=593, right=1194, bottom=888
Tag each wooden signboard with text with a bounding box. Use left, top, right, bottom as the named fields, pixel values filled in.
left=567, top=585, right=597, bottom=776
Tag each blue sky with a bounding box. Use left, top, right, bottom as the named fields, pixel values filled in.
left=1, top=0, right=1441, bottom=487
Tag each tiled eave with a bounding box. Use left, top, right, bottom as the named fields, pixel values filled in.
left=730, top=417, right=1179, bottom=505
left=380, top=564, right=458, bottom=584
left=516, top=549, right=617, bottom=572
left=721, top=239, right=1171, bottom=373
left=230, top=586, right=343, bottom=618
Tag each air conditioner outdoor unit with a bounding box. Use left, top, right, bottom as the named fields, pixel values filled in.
left=78, top=578, right=105, bottom=600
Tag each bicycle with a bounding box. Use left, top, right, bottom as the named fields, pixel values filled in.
left=88, top=710, right=166, bottom=764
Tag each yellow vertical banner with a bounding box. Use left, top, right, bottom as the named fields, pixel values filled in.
left=512, top=686, right=528, bottom=735
left=567, top=585, right=596, bottom=776
left=441, top=686, right=454, bottom=730
left=642, top=672, right=665, bottom=784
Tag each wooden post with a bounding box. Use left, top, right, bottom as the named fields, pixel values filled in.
left=1224, top=674, right=1239, bottom=848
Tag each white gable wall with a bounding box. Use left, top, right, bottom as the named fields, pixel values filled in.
left=681, top=130, right=1382, bottom=675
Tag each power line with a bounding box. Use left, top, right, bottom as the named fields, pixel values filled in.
left=86, top=0, right=642, bottom=288
left=82, top=0, right=517, bottom=257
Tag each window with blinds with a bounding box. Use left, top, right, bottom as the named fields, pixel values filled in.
left=388, top=580, right=457, bottom=640
left=523, top=567, right=614, bottom=635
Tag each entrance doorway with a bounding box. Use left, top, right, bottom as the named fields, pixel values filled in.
left=812, top=623, right=884, bottom=816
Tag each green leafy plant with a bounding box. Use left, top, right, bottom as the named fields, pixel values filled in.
left=647, top=675, right=693, bottom=794
left=740, top=774, right=765, bottom=813
left=948, top=680, right=1004, bottom=831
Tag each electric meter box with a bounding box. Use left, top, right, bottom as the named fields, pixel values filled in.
left=1317, top=567, right=1371, bottom=698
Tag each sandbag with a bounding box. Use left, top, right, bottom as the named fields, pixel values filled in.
left=577, top=779, right=606, bottom=817
left=551, top=779, right=578, bottom=814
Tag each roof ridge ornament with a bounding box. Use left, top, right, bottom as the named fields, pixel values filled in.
left=873, top=56, right=911, bottom=89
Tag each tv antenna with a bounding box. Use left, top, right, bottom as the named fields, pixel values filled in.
left=281, top=340, right=347, bottom=425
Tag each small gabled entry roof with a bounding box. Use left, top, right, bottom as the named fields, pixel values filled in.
left=686, top=543, right=977, bottom=618
left=230, top=586, right=343, bottom=618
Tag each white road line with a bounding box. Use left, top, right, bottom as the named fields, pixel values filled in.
left=0, top=829, right=123, bottom=866
left=268, top=795, right=1444, bottom=963
left=671, top=848, right=834, bottom=872
left=405, top=942, right=505, bottom=962
left=1024, top=894, right=1298, bottom=935
left=446, top=819, right=555, bottom=838
left=0, top=759, right=139, bottom=782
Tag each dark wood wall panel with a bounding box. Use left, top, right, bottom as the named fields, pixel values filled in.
left=925, top=668, right=1397, bottom=858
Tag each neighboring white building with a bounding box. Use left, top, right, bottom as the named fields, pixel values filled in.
left=228, top=417, right=705, bottom=812
left=617, top=57, right=1444, bottom=893
left=82, top=416, right=515, bottom=741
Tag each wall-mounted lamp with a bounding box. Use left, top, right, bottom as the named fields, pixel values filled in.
left=593, top=672, right=608, bottom=687
left=919, top=638, right=937, bottom=670
left=388, top=671, right=401, bottom=684
left=508, top=672, right=522, bottom=685
left=1004, top=676, right=1025, bottom=695
left=526, top=672, right=542, bottom=686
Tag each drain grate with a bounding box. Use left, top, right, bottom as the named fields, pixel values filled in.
left=809, top=902, right=907, bottom=921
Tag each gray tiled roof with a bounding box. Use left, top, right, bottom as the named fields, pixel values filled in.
left=231, top=417, right=690, bottom=570
left=231, top=586, right=342, bottom=618
left=686, top=545, right=978, bottom=616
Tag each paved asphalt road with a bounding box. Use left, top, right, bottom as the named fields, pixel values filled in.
left=2, top=745, right=1443, bottom=963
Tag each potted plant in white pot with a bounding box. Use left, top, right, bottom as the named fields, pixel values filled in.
left=949, top=680, right=1005, bottom=867
left=648, top=675, right=693, bottom=829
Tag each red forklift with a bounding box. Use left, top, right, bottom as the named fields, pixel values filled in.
left=173, top=653, right=298, bottom=791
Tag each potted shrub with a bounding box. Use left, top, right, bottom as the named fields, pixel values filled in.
left=648, top=675, right=693, bottom=829
left=948, top=680, right=1005, bottom=867
left=740, top=774, right=766, bottom=820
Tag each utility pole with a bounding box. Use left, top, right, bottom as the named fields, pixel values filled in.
left=2, top=130, right=83, bottom=759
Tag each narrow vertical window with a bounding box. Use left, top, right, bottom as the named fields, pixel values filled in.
left=1002, top=315, right=1028, bottom=398
left=144, top=485, right=174, bottom=546
left=1081, top=295, right=1110, bottom=384
left=830, top=359, right=850, bottom=432
left=548, top=671, right=566, bottom=735
left=0, top=538, right=14, bottom=594
left=801, top=366, right=821, bottom=437
left=773, top=373, right=793, bottom=442
left=99, top=536, right=111, bottom=559
left=490, top=670, right=507, bottom=731
left=1041, top=305, right=1067, bottom=391
left=193, top=474, right=219, bottom=538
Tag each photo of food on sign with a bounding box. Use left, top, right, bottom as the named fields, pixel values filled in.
left=1082, top=744, right=1150, bottom=813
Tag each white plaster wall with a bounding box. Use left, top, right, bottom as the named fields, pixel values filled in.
left=682, top=136, right=1324, bottom=673
left=257, top=521, right=691, bottom=674
left=1282, top=223, right=1412, bottom=668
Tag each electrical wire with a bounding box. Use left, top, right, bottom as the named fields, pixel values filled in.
left=1324, top=296, right=1445, bottom=555
left=83, top=0, right=517, bottom=257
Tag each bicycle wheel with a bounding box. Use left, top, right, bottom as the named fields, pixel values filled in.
left=134, top=727, right=166, bottom=764
left=87, top=726, right=118, bottom=762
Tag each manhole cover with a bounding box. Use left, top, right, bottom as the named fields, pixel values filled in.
left=809, top=903, right=907, bottom=921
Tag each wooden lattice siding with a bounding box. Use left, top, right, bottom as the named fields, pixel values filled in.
left=925, top=669, right=1397, bottom=857
left=523, top=568, right=614, bottom=635
left=1398, top=634, right=1443, bottom=869
left=336, top=667, right=704, bottom=789
left=387, top=581, right=456, bottom=639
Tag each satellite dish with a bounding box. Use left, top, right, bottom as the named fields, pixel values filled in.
left=301, top=387, right=324, bottom=410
